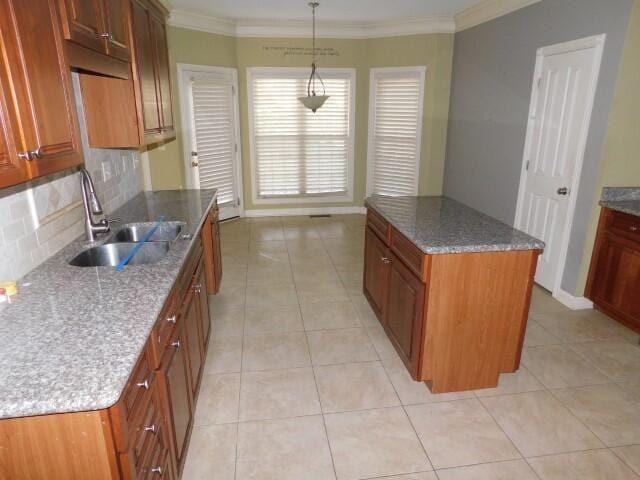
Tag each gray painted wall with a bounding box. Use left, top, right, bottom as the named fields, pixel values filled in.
left=443, top=0, right=633, bottom=295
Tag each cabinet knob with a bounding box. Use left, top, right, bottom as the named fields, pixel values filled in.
left=167, top=314, right=176, bottom=324
left=193, top=283, right=202, bottom=293
left=630, top=226, right=638, bottom=232
left=17, top=147, right=43, bottom=161
left=144, top=424, right=157, bottom=434
left=381, top=257, right=390, bottom=264
left=100, top=32, right=115, bottom=42
left=136, top=379, right=150, bottom=390
left=151, top=466, right=163, bottom=476
left=172, top=340, right=181, bottom=349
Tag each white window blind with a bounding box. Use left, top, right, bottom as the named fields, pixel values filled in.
left=190, top=76, right=237, bottom=206
left=249, top=68, right=354, bottom=201
left=367, top=67, right=426, bottom=196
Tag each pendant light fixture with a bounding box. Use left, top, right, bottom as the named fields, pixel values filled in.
left=298, top=2, right=329, bottom=113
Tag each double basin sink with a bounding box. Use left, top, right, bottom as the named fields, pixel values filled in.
left=69, top=223, right=185, bottom=268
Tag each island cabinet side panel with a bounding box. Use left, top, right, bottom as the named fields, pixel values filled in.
left=421, top=249, right=539, bottom=393
left=0, top=410, right=119, bottom=480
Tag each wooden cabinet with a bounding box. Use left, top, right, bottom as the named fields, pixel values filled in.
left=586, top=208, right=640, bottom=333
left=0, top=0, right=82, bottom=189
left=364, top=226, right=390, bottom=319
left=183, top=284, right=203, bottom=399
left=385, top=252, right=426, bottom=378
left=79, top=0, right=175, bottom=148
left=203, top=207, right=223, bottom=295
left=196, top=261, right=212, bottom=349
left=58, top=0, right=131, bottom=62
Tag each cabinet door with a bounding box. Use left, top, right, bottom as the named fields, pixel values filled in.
left=213, top=211, right=223, bottom=291
left=385, top=252, right=426, bottom=377
left=102, top=0, right=131, bottom=61
left=0, top=88, right=28, bottom=188
left=131, top=0, right=161, bottom=135
left=58, top=0, right=106, bottom=53
left=364, top=226, right=390, bottom=320
left=161, top=327, right=192, bottom=471
left=183, top=287, right=203, bottom=398
left=150, top=12, right=173, bottom=132
left=0, top=0, right=82, bottom=180
left=590, top=233, right=640, bottom=329
left=196, top=263, right=211, bottom=349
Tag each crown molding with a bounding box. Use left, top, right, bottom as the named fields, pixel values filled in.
left=455, top=0, right=541, bottom=32
left=168, top=9, right=455, bottom=38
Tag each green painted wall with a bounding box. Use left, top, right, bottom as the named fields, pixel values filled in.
left=575, top=0, right=640, bottom=294
left=147, top=27, right=454, bottom=210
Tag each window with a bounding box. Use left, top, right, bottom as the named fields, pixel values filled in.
left=248, top=68, right=355, bottom=203
left=367, top=67, right=426, bottom=196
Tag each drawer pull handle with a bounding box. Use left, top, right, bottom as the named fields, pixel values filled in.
left=193, top=283, right=202, bottom=293
left=151, top=466, right=163, bottom=475
left=136, top=379, right=150, bottom=390
left=630, top=226, right=638, bottom=232
left=172, top=340, right=181, bottom=349
left=167, top=314, right=176, bottom=324
left=381, top=257, right=390, bottom=264
left=144, top=424, right=157, bottom=434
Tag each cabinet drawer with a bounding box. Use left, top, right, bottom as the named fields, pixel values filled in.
left=609, top=211, right=640, bottom=244
left=122, top=347, right=154, bottom=423
left=175, top=237, right=203, bottom=301
left=390, top=227, right=425, bottom=281
left=367, top=208, right=390, bottom=245
left=151, top=292, right=177, bottom=370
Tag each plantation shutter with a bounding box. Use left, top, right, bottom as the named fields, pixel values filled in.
left=190, top=77, right=237, bottom=206
left=250, top=70, right=352, bottom=198
left=368, top=68, right=425, bottom=196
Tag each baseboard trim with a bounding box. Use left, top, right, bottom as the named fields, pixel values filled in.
left=553, top=289, right=594, bottom=310
left=244, top=206, right=367, bottom=217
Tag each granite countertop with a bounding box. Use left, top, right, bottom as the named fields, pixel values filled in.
left=599, top=187, right=640, bottom=218
left=366, top=195, right=545, bottom=255
left=0, top=189, right=216, bottom=419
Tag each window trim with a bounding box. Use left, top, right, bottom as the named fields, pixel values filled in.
left=366, top=66, right=426, bottom=197
left=247, top=67, right=356, bottom=205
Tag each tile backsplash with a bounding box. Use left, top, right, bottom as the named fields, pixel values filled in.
left=0, top=73, right=142, bottom=281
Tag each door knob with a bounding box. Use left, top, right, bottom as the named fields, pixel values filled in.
left=557, top=187, right=569, bottom=195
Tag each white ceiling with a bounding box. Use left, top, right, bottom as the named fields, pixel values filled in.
left=169, top=0, right=481, bottom=23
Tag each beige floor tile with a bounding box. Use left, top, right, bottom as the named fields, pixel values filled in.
left=480, top=391, right=603, bottom=457
left=382, top=356, right=475, bottom=405
left=245, top=282, right=298, bottom=307
left=220, top=264, right=248, bottom=286
left=242, top=332, right=310, bottom=371
left=244, top=305, right=303, bottom=335
left=473, top=366, right=545, bottom=397
left=298, top=288, right=351, bottom=305
left=406, top=399, right=520, bottom=469
left=249, top=226, right=285, bottom=242
left=325, top=407, right=432, bottom=480
left=533, top=310, right=636, bottom=343
left=307, top=327, right=378, bottom=365
left=194, top=373, right=240, bottom=425
left=239, top=367, right=320, bottom=421
left=552, top=384, right=640, bottom=447
left=246, top=265, right=294, bottom=285
left=523, top=320, right=563, bottom=347
left=283, top=225, right=321, bottom=240
left=210, top=284, right=246, bottom=310
left=436, top=460, right=538, bottom=480
left=613, top=445, right=640, bottom=476
left=315, top=361, right=399, bottom=413
left=211, top=305, right=245, bottom=338
left=182, top=423, right=237, bottom=480
left=204, top=336, right=242, bottom=374
left=236, top=416, right=335, bottom=480
left=619, top=381, right=640, bottom=399
left=368, top=474, right=437, bottom=480
left=350, top=293, right=380, bottom=327
left=367, top=323, right=402, bottom=360
left=529, top=286, right=572, bottom=316
left=527, top=449, right=639, bottom=480
left=521, top=344, right=611, bottom=388
left=301, top=301, right=361, bottom=331
left=569, top=340, right=640, bottom=383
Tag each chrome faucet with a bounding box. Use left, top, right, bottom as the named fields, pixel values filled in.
left=80, top=168, right=111, bottom=242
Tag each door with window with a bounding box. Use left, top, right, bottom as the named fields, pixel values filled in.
left=367, top=67, right=426, bottom=197
left=182, top=67, right=242, bottom=220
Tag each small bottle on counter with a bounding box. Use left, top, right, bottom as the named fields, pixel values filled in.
left=0, top=287, right=8, bottom=305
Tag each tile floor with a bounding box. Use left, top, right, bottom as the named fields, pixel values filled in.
left=183, top=214, right=640, bottom=480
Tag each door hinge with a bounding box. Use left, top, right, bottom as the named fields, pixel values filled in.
left=537, top=77, right=542, bottom=89
left=232, top=85, right=236, bottom=95
left=237, top=196, right=241, bottom=206
left=234, top=143, right=238, bottom=153
left=526, top=160, right=530, bottom=171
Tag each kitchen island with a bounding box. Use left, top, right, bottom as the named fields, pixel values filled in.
left=0, top=189, right=222, bottom=479
left=364, top=195, right=544, bottom=393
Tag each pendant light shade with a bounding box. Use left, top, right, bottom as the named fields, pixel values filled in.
left=298, top=2, right=329, bottom=113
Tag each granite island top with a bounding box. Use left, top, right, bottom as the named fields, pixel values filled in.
left=0, top=189, right=216, bottom=419
left=366, top=195, right=545, bottom=254
left=599, top=187, right=640, bottom=218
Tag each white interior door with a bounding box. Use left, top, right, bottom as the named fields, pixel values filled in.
left=183, top=67, right=242, bottom=220
left=515, top=35, right=605, bottom=293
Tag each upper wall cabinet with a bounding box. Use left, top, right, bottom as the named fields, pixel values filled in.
left=58, top=0, right=132, bottom=76
left=79, top=0, right=175, bottom=148
left=0, top=0, right=83, bottom=189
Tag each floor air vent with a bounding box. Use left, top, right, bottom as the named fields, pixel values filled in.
left=309, top=214, right=332, bottom=218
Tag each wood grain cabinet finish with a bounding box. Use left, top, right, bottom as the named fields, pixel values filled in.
left=363, top=207, right=539, bottom=393
left=587, top=208, right=640, bottom=333
left=202, top=207, right=223, bottom=295
left=0, top=205, right=221, bottom=479
left=149, top=11, right=173, bottom=132
left=0, top=0, right=82, bottom=189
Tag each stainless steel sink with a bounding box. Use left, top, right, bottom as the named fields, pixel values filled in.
left=107, top=223, right=183, bottom=243
left=69, top=242, right=170, bottom=267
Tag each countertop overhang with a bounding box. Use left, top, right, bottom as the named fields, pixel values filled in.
left=365, top=195, right=545, bottom=254
left=0, top=189, right=217, bottom=419
left=599, top=186, right=640, bottom=217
